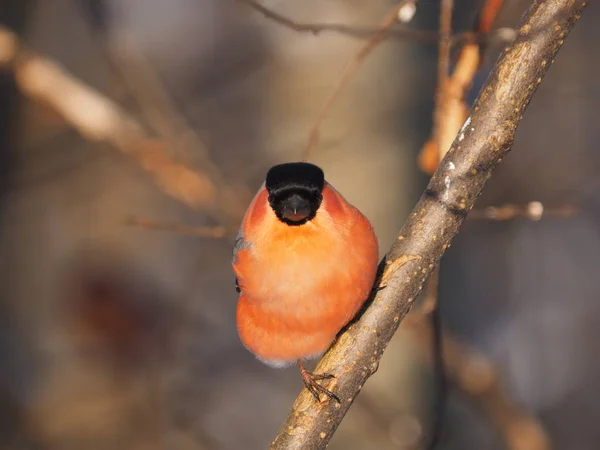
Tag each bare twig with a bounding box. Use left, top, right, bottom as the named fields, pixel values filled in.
left=469, top=202, right=578, bottom=221
left=418, top=42, right=480, bottom=173
left=238, top=0, right=507, bottom=46
left=270, top=1, right=587, bottom=448
left=302, top=0, right=418, bottom=161
left=124, top=218, right=230, bottom=238
left=0, top=26, right=247, bottom=224
left=419, top=0, right=506, bottom=174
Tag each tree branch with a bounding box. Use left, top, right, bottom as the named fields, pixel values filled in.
left=270, top=1, right=587, bottom=448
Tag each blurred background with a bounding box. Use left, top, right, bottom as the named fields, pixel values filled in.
left=0, top=0, right=598, bottom=449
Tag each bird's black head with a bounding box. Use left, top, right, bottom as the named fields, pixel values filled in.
left=265, top=162, right=325, bottom=226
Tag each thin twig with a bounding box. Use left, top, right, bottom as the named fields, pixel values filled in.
left=302, top=0, right=418, bottom=161
left=124, top=218, right=230, bottom=238
left=241, top=0, right=429, bottom=42
left=270, top=1, right=587, bottom=448
left=419, top=0, right=506, bottom=174
left=433, top=0, right=454, bottom=153
left=469, top=202, right=579, bottom=221
left=238, top=0, right=506, bottom=46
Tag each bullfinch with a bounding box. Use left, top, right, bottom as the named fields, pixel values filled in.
left=232, top=162, right=379, bottom=401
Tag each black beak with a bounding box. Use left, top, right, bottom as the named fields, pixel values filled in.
left=281, top=194, right=311, bottom=222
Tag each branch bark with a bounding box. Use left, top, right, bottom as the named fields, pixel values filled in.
left=270, top=0, right=587, bottom=448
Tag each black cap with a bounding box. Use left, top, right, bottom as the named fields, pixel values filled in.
left=265, top=162, right=325, bottom=194
left=265, top=162, right=325, bottom=226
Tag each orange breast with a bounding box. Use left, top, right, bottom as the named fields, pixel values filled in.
left=233, top=184, right=379, bottom=365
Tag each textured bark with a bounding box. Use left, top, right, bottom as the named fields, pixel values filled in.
left=270, top=0, right=588, bottom=448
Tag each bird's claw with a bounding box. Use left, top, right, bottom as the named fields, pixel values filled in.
left=311, top=373, right=335, bottom=381
left=300, top=369, right=340, bottom=403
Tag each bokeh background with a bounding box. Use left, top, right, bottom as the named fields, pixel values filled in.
left=0, top=0, right=598, bottom=449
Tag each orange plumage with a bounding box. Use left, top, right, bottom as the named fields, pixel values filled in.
left=232, top=163, right=379, bottom=373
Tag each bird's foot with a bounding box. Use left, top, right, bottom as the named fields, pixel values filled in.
left=298, top=360, right=340, bottom=403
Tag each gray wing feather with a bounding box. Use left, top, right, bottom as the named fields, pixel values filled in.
left=232, top=228, right=251, bottom=264
left=232, top=227, right=251, bottom=293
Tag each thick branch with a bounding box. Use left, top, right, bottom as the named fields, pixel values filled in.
left=270, top=1, right=587, bottom=448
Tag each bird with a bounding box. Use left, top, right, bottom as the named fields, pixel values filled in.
left=232, top=162, right=379, bottom=401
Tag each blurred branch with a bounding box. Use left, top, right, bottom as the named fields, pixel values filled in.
left=270, top=0, right=587, bottom=448
left=0, top=25, right=247, bottom=224
left=412, top=326, right=550, bottom=450
left=470, top=202, right=578, bottom=221
left=419, top=0, right=506, bottom=174
left=124, top=217, right=230, bottom=238
left=302, top=0, right=418, bottom=161
left=418, top=41, right=479, bottom=173
left=239, top=0, right=431, bottom=41
left=239, top=0, right=510, bottom=46
left=435, top=0, right=454, bottom=143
